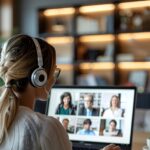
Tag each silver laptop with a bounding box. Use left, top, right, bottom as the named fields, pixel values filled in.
left=46, top=86, right=136, bottom=150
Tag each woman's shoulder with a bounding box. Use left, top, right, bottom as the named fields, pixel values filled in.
left=104, top=108, right=111, bottom=113
left=29, top=108, right=72, bottom=150
left=18, top=106, right=70, bottom=136
left=8, top=107, right=71, bottom=150
left=117, top=108, right=123, bottom=113
left=3, top=107, right=51, bottom=149
left=17, top=106, right=60, bottom=129
left=56, top=104, right=63, bottom=110
left=16, top=107, right=68, bottom=143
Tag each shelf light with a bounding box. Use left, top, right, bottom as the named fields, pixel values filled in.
left=43, top=7, right=75, bottom=17
left=79, top=4, right=115, bottom=14
left=46, top=37, right=73, bottom=45
left=118, top=1, right=150, bottom=10
left=52, top=25, right=65, bottom=32
left=79, top=62, right=115, bottom=70
left=118, top=32, right=150, bottom=41
left=57, top=64, right=73, bottom=71
left=79, top=35, right=115, bottom=43
left=118, top=62, right=150, bottom=70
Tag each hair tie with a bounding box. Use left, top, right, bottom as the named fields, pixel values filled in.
left=5, top=84, right=11, bottom=88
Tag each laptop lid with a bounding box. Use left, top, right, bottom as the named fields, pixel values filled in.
left=46, top=86, right=136, bottom=148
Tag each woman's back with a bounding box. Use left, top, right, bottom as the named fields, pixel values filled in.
left=0, top=106, right=72, bottom=150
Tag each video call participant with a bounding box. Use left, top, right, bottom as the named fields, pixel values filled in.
left=103, top=120, right=119, bottom=136
left=62, top=118, right=73, bottom=134
left=103, top=95, right=123, bottom=118
left=77, top=119, right=95, bottom=136
left=55, top=92, right=75, bottom=115
left=0, top=34, right=120, bottom=150
left=78, top=94, right=99, bottom=116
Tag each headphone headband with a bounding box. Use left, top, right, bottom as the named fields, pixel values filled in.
left=32, top=38, right=43, bottom=67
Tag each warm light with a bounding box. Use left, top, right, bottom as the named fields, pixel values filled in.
left=79, top=4, right=115, bottom=13
left=52, top=25, right=65, bottom=32
left=118, top=62, right=150, bottom=70
left=79, top=35, right=115, bottom=43
left=118, top=32, right=150, bottom=41
left=43, top=7, right=75, bottom=17
left=118, top=1, right=150, bottom=10
left=57, top=64, right=73, bottom=71
left=79, top=62, right=115, bottom=70
left=46, top=37, right=74, bottom=44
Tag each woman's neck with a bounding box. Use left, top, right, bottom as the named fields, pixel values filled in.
left=14, top=84, right=35, bottom=110
left=20, top=96, right=35, bottom=109
left=111, top=107, right=118, bottom=111
left=63, top=104, right=69, bottom=109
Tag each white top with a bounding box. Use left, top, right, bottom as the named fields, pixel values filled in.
left=103, top=108, right=123, bottom=118
left=103, top=129, right=119, bottom=136
left=0, top=106, right=72, bottom=150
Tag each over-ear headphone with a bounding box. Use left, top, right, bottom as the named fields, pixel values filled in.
left=31, top=38, right=47, bottom=87
left=1, top=35, right=47, bottom=88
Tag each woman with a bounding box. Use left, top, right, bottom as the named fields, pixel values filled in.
left=0, top=34, right=71, bottom=150
left=103, top=95, right=123, bottom=118
left=55, top=92, right=75, bottom=115
left=0, top=34, right=120, bottom=150
left=103, top=120, right=119, bottom=136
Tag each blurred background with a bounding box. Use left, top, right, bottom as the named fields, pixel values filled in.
left=0, top=0, right=150, bottom=132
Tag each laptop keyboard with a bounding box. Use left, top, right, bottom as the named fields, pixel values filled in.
left=73, top=147, right=99, bottom=150
left=73, top=145, right=129, bottom=150
left=72, top=144, right=104, bottom=150
left=120, top=147, right=128, bottom=150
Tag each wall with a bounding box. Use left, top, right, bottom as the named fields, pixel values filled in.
left=14, top=0, right=110, bottom=36
left=0, top=0, right=13, bottom=38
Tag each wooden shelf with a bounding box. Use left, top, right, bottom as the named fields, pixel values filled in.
left=118, top=32, right=150, bottom=41
left=118, top=0, right=150, bottom=10
left=118, top=62, right=150, bottom=70
left=43, top=7, right=75, bottom=17
left=45, top=36, right=74, bottom=45
left=79, top=4, right=115, bottom=14
left=57, top=64, right=73, bottom=71
left=79, top=62, right=115, bottom=70
left=79, top=34, right=115, bottom=43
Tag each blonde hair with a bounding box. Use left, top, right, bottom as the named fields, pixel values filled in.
left=0, top=34, right=56, bottom=144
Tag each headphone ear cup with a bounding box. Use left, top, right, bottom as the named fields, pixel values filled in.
left=31, top=68, right=47, bottom=87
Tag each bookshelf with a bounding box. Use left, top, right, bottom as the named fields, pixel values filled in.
left=38, top=0, right=150, bottom=92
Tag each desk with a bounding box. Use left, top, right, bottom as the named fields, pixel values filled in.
left=132, top=131, right=150, bottom=150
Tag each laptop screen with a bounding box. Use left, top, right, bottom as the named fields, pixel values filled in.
left=47, top=86, right=136, bottom=145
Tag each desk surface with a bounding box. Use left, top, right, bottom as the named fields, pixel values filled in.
left=132, top=131, right=150, bottom=150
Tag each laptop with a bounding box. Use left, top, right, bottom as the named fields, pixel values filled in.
left=46, top=86, right=137, bottom=150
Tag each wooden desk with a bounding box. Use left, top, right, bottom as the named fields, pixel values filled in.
left=132, top=131, right=150, bottom=150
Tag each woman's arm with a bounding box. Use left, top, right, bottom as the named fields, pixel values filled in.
left=101, top=144, right=121, bottom=150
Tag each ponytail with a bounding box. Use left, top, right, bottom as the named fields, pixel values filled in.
left=0, top=87, right=19, bottom=144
